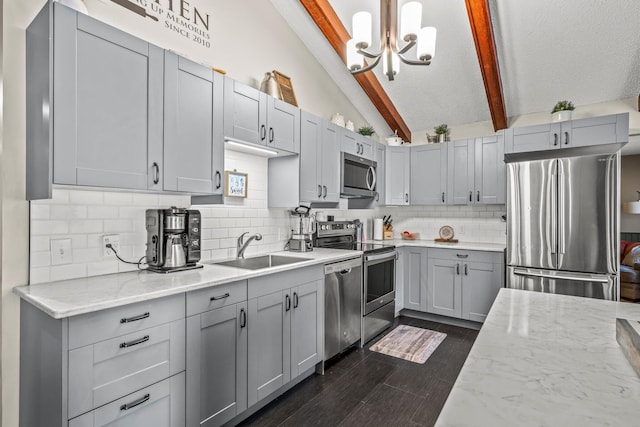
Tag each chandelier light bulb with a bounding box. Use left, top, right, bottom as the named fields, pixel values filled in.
left=400, top=1, right=422, bottom=41
left=346, top=39, right=363, bottom=71
left=352, top=11, right=372, bottom=49
left=417, top=26, right=437, bottom=61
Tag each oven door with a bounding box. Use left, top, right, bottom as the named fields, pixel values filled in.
left=363, top=250, right=397, bottom=315
left=341, top=153, right=377, bottom=198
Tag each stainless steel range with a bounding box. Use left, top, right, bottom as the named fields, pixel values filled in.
left=314, top=220, right=397, bottom=345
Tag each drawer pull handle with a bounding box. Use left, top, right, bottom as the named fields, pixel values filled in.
left=120, top=393, right=150, bottom=411
left=240, top=308, right=247, bottom=328
left=120, top=312, right=150, bottom=324
left=120, top=335, right=150, bottom=349
left=456, top=254, right=469, bottom=258
left=210, top=292, right=230, bottom=301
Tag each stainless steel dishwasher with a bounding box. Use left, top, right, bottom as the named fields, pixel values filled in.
left=324, top=256, right=362, bottom=361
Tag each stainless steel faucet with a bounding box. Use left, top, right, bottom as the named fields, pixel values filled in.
left=237, top=232, right=263, bottom=258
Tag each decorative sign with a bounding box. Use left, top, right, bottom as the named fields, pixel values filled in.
left=100, top=0, right=212, bottom=49
left=273, top=71, right=298, bottom=107
left=225, top=171, right=248, bottom=198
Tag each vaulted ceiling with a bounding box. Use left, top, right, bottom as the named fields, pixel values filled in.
left=272, top=0, right=640, bottom=143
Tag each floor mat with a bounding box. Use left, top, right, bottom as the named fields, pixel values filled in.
left=369, top=324, right=447, bottom=364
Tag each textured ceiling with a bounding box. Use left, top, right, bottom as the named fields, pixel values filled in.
left=276, top=0, right=640, bottom=136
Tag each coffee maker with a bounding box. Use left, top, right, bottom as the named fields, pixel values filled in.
left=145, top=207, right=203, bottom=273
left=287, top=206, right=314, bottom=252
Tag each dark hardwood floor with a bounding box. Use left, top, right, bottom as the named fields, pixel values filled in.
left=239, top=316, right=479, bottom=427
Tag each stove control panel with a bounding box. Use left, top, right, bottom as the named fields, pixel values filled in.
left=315, top=221, right=357, bottom=237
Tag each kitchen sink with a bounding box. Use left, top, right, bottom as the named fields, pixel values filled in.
left=210, top=255, right=309, bottom=270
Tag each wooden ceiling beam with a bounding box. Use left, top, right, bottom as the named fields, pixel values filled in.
left=299, top=0, right=412, bottom=142
left=465, top=0, right=507, bottom=130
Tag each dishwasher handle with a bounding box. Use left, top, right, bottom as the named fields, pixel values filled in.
left=340, top=268, right=352, bottom=275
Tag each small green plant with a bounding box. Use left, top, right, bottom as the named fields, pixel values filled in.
left=357, top=125, right=375, bottom=136
left=434, top=123, right=449, bottom=135
left=551, top=100, right=575, bottom=113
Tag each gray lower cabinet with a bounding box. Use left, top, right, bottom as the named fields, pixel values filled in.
left=411, top=144, right=447, bottom=205
left=68, top=373, right=185, bottom=427
left=19, top=294, right=186, bottom=427
left=504, top=113, right=629, bottom=154
left=164, top=52, right=224, bottom=195
left=426, top=249, right=504, bottom=322
left=247, top=267, right=323, bottom=408
left=385, top=147, right=411, bottom=205
left=403, top=247, right=428, bottom=311
left=223, top=77, right=300, bottom=154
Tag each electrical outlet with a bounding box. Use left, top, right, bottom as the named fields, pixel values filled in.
left=102, top=234, right=120, bottom=257
left=51, top=238, right=72, bottom=265
left=458, top=225, right=466, bottom=234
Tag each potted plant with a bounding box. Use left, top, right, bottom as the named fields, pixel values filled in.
left=551, top=100, right=575, bottom=122
left=434, top=123, right=449, bottom=143
left=357, top=125, right=375, bottom=137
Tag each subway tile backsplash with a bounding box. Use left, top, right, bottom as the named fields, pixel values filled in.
left=29, top=150, right=506, bottom=284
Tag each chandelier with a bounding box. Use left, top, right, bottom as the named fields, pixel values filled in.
left=346, top=0, right=437, bottom=81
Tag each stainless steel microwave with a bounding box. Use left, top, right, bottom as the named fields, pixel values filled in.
left=340, top=152, right=377, bottom=198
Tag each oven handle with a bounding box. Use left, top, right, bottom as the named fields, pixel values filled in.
left=365, top=251, right=398, bottom=264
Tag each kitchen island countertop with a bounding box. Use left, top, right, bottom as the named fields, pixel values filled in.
left=14, top=249, right=361, bottom=319
left=436, top=288, right=640, bottom=426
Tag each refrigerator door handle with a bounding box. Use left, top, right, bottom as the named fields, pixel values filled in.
left=512, top=268, right=610, bottom=284
left=550, top=166, right=557, bottom=256
left=558, top=161, right=566, bottom=259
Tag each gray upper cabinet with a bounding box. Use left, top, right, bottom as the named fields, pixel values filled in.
left=447, top=137, right=505, bottom=205
left=403, top=247, right=428, bottom=311
left=341, top=129, right=374, bottom=160
left=385, top=147, right=411, bottom=205
left=411, top=144, right=447, bottom=205
left=164, top=52, right=224, bottom=195
left=26, top=3, right=164, bottom=199
left=504, top=113, right=629, bottom=154
left=186, top=302, right=247, bottom=427
left=447, top=140, right=475, bottom=205
left=223, top=77, right=300, bottom=154
left=375, top=142, right=386, bottom=205
left=299, top=111, right=340, bottom=205
left=474, top=136, right=505, bottom=204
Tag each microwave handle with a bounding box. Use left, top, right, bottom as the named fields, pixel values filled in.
left=366, top=166, right=376, bottom=191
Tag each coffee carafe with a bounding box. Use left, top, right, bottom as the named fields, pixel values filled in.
left=145, top=207, right=202, bottom=273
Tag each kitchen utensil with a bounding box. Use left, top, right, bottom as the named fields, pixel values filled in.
left=110, top=0, right=158, bottom=21
left=145, top=207, right=202, bottom=272
left=163, top=234, right=187, bottom=268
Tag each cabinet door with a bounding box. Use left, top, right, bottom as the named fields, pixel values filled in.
left=164, top=53, right=223, bottom=194
left=69, top=372, right=185, bottom=427
left=461, top=261, right=503, bottom=323
left=385, top=147, right=410, bottom=205
left=266, top=97, right=300, bottom=153
left=357, top=134, right=375, bottom=160
left=564, top=114, right=628, bottom=148
left=247, top=291, right=290, bottom=407
left=403, top=247, right=428, bottom=311
left=411, top=144, right=447, bottom=205
left=341, top=130, right=374, bottom=160
left=321, top=122, right=341, bottom=203
left=53, top=6, right=163, bottom=190
left=374, top=143, right=386, bottom=205
left=504, top=123, right=561, bottom=154
left=186, top=303, right=247, bottom=427
left=223, top=77, right=266, bottom=145
left=447, top=140, right=475, bottom=205
left=474, top=136, right=505, bottom=204
left=291, top=280, right=323, bottom=379
left=299, top=111, right=322, bottom=203
left=427, top=258, right=462, bottom=318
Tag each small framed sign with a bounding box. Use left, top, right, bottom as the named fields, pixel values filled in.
left=224, top=171, right=248, bottom=198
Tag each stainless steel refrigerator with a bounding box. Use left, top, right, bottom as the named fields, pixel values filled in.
left=506, top=149, right=619, bottom=300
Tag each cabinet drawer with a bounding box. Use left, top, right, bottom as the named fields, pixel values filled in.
left=248, top=266, right=323, bottom=299
left=186, top=280, right=247, bottom=316
left=68, top=294, right=185, bottom=349
left=429, top=248, right=502, bottom=264
left=69, top=372, right=185, bottom=427
left=68, top=319, right=185, bottom=418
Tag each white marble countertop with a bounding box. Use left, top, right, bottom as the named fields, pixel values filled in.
left=436, top=288, right=640, bottom=426
left=13, top=249, right=361, bottom=319
left=384, top=239, right=505, bottom=252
